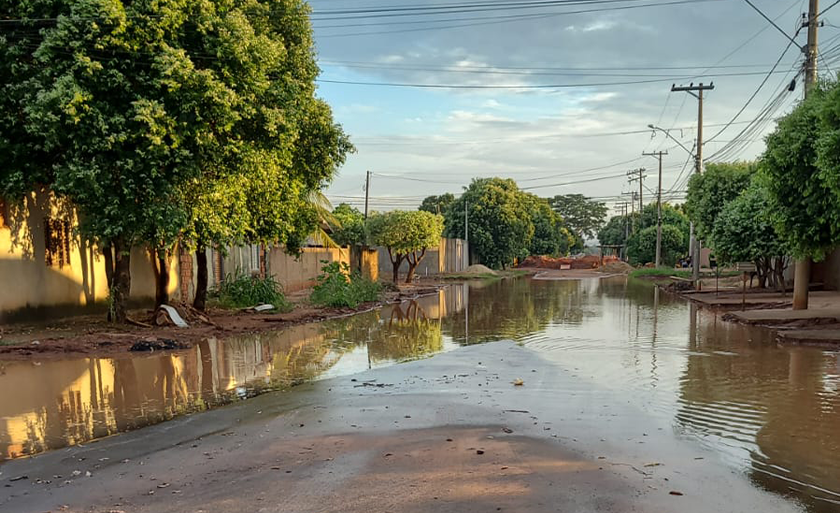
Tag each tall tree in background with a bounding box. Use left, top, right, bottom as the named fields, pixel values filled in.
left=419, top=193, right=456, bottom=216
left=526, top=195, right=573, bottom=257
left=1, top=0, right=351, bottom=318
left=684, top=162, right=753, bottom=240
left=549, top=194, right=607, bottom=252
left=445, top=178, right=534, bottom=269
left=331, top=203, right=367, bottom=247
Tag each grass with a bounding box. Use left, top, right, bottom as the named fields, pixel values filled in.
left=629, top=267, right=742, bottom=279
left=440, top=269, right=529, bottom=281
left=309, top=261, right=383, bottom=308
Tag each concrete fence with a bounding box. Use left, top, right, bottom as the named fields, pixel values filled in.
left=376, top=238, right=468, bottom=280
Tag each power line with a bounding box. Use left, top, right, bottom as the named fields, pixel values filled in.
left=740, top=0, right=803, bottom=47
left=318, top=69, right=794, bottom=89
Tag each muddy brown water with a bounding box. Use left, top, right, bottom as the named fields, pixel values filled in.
left=1, top=276, right=838, bottom=512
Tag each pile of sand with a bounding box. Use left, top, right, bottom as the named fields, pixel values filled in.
left=601, top=261, right=633, bottom=274
left=462, top=264, right=498, bottom=275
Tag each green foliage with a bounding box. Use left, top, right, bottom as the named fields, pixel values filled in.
left=0, top=0, right=352, bottom=319
left=597, top=215, right=631, bottom=246
left=549, top=194, right=608, bottom=242
left=369, top=210, right=444, bottom=281
left=527, top=195, right=573, bottom=256
left=309, top=261, right=382, bottom=308
left=369, top=210, right=444, bottom=254
left=629, top=268, right=693, bottom=279
left=331, top=203, right=367, bottom=246
left=710, top=182, right=788, bottom=265
left=213, top=270, right=292, bottom=311
left=759, top=85, right=840, bottom=260
left=626, top=225, right=684, bottom=266
left=419, top=193, right=456, bottom=216
left=445, top=178, right=535, bottom=269
left=684, top=162, right=753, bottom=240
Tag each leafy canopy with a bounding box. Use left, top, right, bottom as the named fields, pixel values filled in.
left=369, top=210, right=444, bottom=255
left=684, top=162, right=753, bottom=240
left=445, top=178, right=534, bottom=269
left=627, top=225, right=684, bottom=267
left=549, top=194, right=608, bottom=242
left=758, top=83, right=840, bottom=260
left=331, top=203, right=367, bottom=247
left=419, top=193, right=456, bottom=216
left=710, top=182, right=788, bottom=265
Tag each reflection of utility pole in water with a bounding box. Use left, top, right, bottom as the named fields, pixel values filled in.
left=651, top=286, right=659, bottom=387
left=688, top=302, right=698, bottom=351
left=464, top=284, right=470, bottom=344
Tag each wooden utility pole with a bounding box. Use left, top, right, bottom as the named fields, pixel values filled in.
left=363, top=170, right=371, bottom=219
left=672, top=82, right=715, bottom=287
left=626, top=169, right=646, bottom=214
left=794, top=0, right=819, bottom=310
left=643, top=151, right=668, bottom=267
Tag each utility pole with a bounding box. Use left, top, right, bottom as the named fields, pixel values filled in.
left=672, top=82, right=715, bottom=287
left=794, top=0, right=820, bottom=310
left=363, top=170, right=371, bottom=219
left=616, top=202, right=630, bottom=260
left=464, top=200, right=469, bottom=266
left=626, top=168, right=646, bottom=214
left=643, top=151, right=668, bottom=267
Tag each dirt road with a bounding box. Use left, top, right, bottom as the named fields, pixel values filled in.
left=0, top=342, right=801, bottom=513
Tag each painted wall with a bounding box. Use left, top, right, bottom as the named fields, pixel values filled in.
left=376, top=238, right=467, bottom=279
left=268, top=246, right=351, bottom=293
left=0, top=191, right=179, bottom=318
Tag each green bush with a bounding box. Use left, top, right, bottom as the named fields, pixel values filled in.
left=626, top=225, right=685, bottom=267
left=213, top=269, right=292, bottom=310
left=310, top=261, right=383, bottom=308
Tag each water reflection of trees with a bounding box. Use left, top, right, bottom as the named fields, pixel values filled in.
left=676, top=315, right=840, bottom=513
left=367, top=301, right=443, bottom=362
left=444, top=278, right=589, bottom=344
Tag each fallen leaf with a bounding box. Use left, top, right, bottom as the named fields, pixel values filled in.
left=513, top=379, right=524, bottom=386
left=502, top=428, right=513, bottom=434
left=644, top=462, right=662, bottom=467
left=669, top=491, right=684, bottom=496
left=476, top=450, right=485, bottom=455
left=157, top=483, right=170, bottom=489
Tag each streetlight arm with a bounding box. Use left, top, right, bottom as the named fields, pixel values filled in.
left=648, top=124, right=695, bottom=158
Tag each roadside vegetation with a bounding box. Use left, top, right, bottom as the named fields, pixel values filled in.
left=310, top=262, right=383, bottom=308
left=212, top=270, right=293, bottom=312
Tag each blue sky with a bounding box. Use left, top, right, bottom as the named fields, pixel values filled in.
left=308, top=0, right=835, bottom=214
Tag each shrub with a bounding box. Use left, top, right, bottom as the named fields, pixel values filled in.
left=310, top=261, right=383, bottom=308
left=213, top=269, right=292, bottom=311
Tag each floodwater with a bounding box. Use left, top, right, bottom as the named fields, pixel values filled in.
left=1, top=277, right=838, bottom=512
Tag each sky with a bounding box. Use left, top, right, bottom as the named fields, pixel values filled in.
left=309, top=0, right=840, bottom=215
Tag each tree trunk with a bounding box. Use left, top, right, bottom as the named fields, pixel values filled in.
left=388, top=248, right=403, bottom=283
left=154, top=248, right=170, bottom=308
left=194, top=245, right=208, bottom=311
left=111, top=239, right=131, bottom=323
left=404, top=248, right=427, bottom=284
left=103, top=243, right=115, bottom=322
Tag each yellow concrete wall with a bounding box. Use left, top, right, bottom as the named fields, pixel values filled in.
left=0, top=191, right=179, bottom=315
left=268, top=246, right=351, bottom=293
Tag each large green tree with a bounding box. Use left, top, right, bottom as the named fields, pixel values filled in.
left=627, top=225, right=684, bottom=267
left=549, top=194, right=608, bottom=250
left=331, top=203, right=367, bottom=247
left=684, top=162, right=753, bottom=240
left=597, top=215, right=630, bottom=247
left=369, top=210, right=444, bottom=283
left=445, top=178, right=534, bottom=269
left=710, top=182, right=789, bottom=288
left=526, top=195, right=573, bottom=257
left=759, top=84, right=840, bottom=260
left=1, top=0, right=351, bottom=318
left=419, top=193, right=456, bottom=216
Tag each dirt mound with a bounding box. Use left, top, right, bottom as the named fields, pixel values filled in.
left=463, top=264, right=498, bottom=275
left=519, top=255, right=613, bottom=270
left=601, top=261, right=633, bottom=274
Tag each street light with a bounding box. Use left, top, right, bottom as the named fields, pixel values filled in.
left=647, top=124, right=696, bottom=160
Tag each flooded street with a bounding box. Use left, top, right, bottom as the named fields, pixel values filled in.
left=1, top=276, right=839, bottom=512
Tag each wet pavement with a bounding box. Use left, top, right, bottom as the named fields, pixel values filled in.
left=1, top=276, right=839, bottom=512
